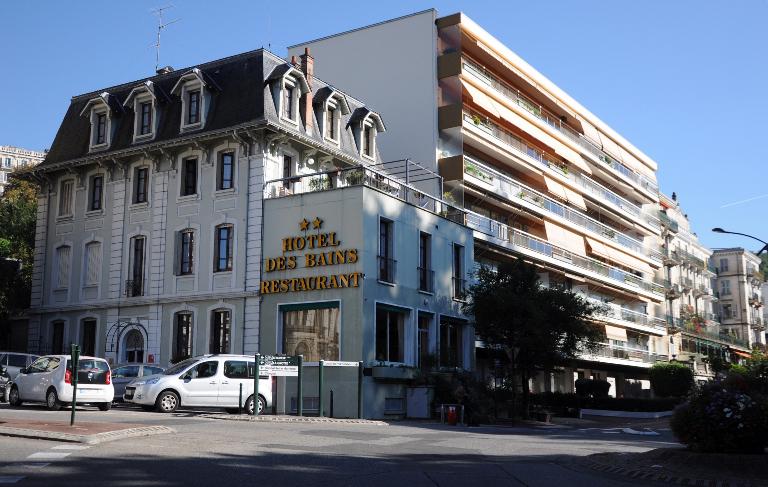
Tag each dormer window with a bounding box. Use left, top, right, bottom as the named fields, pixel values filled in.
left=95, top=113, right=107, bottom=145
left=267, top=64, right=310, bottom=127
left=124, top=80, right=168, bottom=143
left=326, top=104, right=337, bottom=140
left=170, top=68, right=219, bottom=133
left=348, top=107, right=385, bottom=160
left=363, top=123, right=374, bottom=158
left=187, top=90, right=201, bottom=125
left=313, top=87, right=350, bottom=145
left=139, top=102, right=152, bottom=135
left=80, top=92, right=120, bottom=151
left=282, top=79, right=297, bottom=122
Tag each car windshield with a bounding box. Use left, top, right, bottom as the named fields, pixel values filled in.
left=163, top=358, right=198, bottom=375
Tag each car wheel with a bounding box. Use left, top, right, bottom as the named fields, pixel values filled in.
left=46, top=389, right=61, bottom=411
left=155, top=391, right=179, bottom=413
left=8, top=386, right=22, bottom=407
left=246, top=395, right=267, bottom=415
left=98, top=402, right=111, bottom=411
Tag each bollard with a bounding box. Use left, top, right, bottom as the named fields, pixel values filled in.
left=238, top=383, right=243, bottom=415
left=318, top=360, right=324, bottom=417
left=253, top=354, right=260, bottom=417
left=329, top=390, right=334, bottom=419
left=297, top=355, right=304, bottom=417
left=69, top=344, right=80, bottom=426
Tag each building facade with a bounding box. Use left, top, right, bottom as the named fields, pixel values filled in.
left=289, top=10, right=673, bottom=397
left=711, top=248, right=765, bottom=352
left=0, top=145, right=46, bottom=193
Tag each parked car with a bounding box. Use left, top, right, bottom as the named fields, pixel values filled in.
left=0, top=366, right=10, bottom=402
left=124, top=354, right=272, bottom=414
left=111, top=364, right=165, bottom=401
left=0, top=352, right=40, bottom=381
left=9, top=355, right=114, bottom=411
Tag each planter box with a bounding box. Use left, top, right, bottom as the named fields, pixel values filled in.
left=372, top=366, right=417, bottom=380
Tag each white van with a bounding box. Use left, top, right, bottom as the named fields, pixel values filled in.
left=124, top=354, right=272, bottom=414
left=9, top=355, right=114, bottom=411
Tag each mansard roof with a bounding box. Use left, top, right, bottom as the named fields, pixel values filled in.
left=42, top=48, right=383, bottom=170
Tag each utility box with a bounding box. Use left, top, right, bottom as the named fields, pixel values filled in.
left=406, top=386, right=434, bottom=419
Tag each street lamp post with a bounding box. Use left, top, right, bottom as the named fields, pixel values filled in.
left=712, top=228, right=768, bottom=255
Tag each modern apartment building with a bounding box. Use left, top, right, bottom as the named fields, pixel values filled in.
left=0, top=145, right=46, bottom=193
left=711, top=248, right=765, bottom=351
left=290, top=10, right=671, bottom=397
left=25, top=47, right=472, bottom=418
left=657, top=193, right=741, bottom=380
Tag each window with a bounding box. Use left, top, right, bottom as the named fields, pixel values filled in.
left=187, top=361, right=218, bottom=379
left=722, top=303, right=735, bottom=319
left=113, top=365, right=140, bottom=378
left=211, top=310, right=231, bottom=354
left=0, top=173, right=5, bottom=183
left=134, top=167, right=149, bottom=204
left=95, top=113, right=107, bottom=145
left=440, top=317, right=464, bottom=368
left=89, top=175, right=103, bottom=211
left=3, top=158, right=10, bottom=168
left=58, top=179, right=74, bottom=216
left=418, top=232, right=432, bottom=292
left=81, top=319, right=96, bottom=356
left=84, top=241, right=101, bottom=286
left=174, top=313, right=193, bottom=361
left=418, top=314, right=432, bottom=370
left=181, top=158, right=198, bottom=196
left=224, top=360, right=254, bottom=379
left=363, top=124, right=374, bottom=157
left=56, top=245, right=71, bottom=289
left=281, top=304, right=340, bottom=361
left=721, top=279, right=731, bottom=296
left=283, top=82, right=295, bottom=120
left=375, top=306, right=406, bottom=363
left=378, top=219, right=395, bottom=283
left=282, top=155, right=292, bottom=190
left=139, top=101, right=153, bottom=135
left=452, top=244, right=466, bottom=300
left=325, top=105, right=337, bottom=140
left=178, top=230, right=194, bottom=275
left=217, top=152, right=234, bottom=191
left=187, top=90, right=201, bottom=125
left=214, top=225, right=233, bottom=272
left=128, top=236, right=145, bottom=297
left=51, top=322, right=65, bottom=355
left=719, top=258, right=729, bottom=273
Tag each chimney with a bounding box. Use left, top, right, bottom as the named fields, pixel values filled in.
left=299, top=47, right=314, bottom=131
left=156, top=65, right=174, bottom=75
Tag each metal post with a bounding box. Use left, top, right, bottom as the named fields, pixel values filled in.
left=297, top=355, right=304, bottom=417
left=253, top=354, right=260, bottom=417
left=330, top=390, right=334, bottom=419
left=357, top=361, right=363, bottom=419
left=69, top=344, right=80, bottom=426
left=318, top=360, right=324, bottom=417
left=238, top=383, right=243, bottom=415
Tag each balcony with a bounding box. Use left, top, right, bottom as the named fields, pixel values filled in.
left=662, top=248, right=680, bottom=266
left=694, top=284, right=713, bottom=298
left=658, top=211, right=679, bottom=233
left=417, top=267, right=435, bottom=293
left=125, top=279, right=143, bottom=298
left=462, top=114, right=660, bottom=232
left=752, top=317, right=765, bottom=331
left=668, top=318, right=751, bottom=349
left=588, top=298, right=666, bottom=333
left=681, top=277, right=693, bottom=292
left=663, top=280, right=682, bottom=299
left=749, top=295, right=763, bottom=308
left=461, top=58, right=659, bottom=196
left=377, top=256, right=397, bottom=284
left=677, top=249, right=706, bottom=270
left=463, top=155, right=660, bottom=265
left=584, top=343, right=666, bottom=366
left=465, top=211, right=664, bottom=298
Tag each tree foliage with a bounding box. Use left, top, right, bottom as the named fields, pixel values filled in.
left=462, top=259, right=604, bottom=415
left=649, top=361, right=694, bottom=397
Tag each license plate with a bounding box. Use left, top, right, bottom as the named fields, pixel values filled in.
left=77, top=388, right=94, bottom=395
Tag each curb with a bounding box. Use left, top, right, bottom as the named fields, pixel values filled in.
left=202, top=414, right=388, bottom=426
left=0, top=425, right=174, bottom=445
left=579, top=458, right=759, bottom=487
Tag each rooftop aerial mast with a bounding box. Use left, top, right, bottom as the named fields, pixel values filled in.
left=151, top=5, right=181, bottom=72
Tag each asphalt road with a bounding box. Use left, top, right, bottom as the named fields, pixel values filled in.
left=0, top=403, right=679, bottom=486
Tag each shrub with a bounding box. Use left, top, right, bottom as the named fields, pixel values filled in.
left=574, top=378, right=611, bottom=398
left=671, top=382, right=768, bottom=453
left=650, top=361, right=694, bottom=397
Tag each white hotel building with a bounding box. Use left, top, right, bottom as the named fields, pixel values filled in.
left=0, top=145, right=46, bottom=193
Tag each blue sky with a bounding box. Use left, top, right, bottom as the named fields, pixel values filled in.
left=2, top=1, right=766, bottom=250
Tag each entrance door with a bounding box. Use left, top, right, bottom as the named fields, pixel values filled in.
left=124, top=330, right=144, bottom=363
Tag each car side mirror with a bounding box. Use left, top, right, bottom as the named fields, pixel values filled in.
left=18, top=367, right=26, bottom=375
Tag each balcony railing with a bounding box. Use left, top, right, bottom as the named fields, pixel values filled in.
left=463, top=155, right=660, bottom=265
left=377, top=256, right=397, bottom=284
left=125, top=279, right=143, bottom=298
left=462, top=58, right=659, bottom=195
left=417, top=267, right=435, bottom=293
left=588, top=297, right=666, bottom=332
left=667, top=317, right=750, bottom=348
left=452, top=277, right=467, bottom=301
left=465, top=211, right=664, bottom=297
left=264, top=165, right=466, bottom=224
left=658, top=211, right=679, bottom=233
left=681, top=277, right=693, bottom=291
left=462, top=112, right=660, bottom=231
left=585, top=343, right=666, bottom=364
left=677, top=249, right=706, bottom=270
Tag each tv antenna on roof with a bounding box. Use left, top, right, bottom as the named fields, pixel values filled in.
left=151, top=4, right=181, bottom=72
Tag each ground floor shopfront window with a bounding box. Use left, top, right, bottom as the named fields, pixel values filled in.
left=281, top=302, right=340, bottom=361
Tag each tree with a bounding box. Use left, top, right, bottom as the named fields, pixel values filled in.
left=760, top=253, right=768, bottom=282
left=0, top=175, right=38, bottom=336
left=649, top=361, right=694, bottom=397
left=463, top=260, right=604, bottom=417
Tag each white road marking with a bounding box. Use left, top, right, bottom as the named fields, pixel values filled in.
left=27, top=452, right=71, bottom=460
left=52, top=444, right=90, bottom=450
left=19, top=463, right=50, bottom=469
left=0, top=477, right=26, bottom=484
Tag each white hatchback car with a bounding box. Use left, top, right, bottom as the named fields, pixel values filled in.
left=9, top=355, right=114, bottom=411
left=124, top=354, right=272, bottom=414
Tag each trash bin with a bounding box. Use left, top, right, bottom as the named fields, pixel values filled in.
left=446, top=405, right=458, bottom=426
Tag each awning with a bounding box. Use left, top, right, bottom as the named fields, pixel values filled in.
left=585, top=236, right=654, bottom=275
left=543, top=220, right=586, bottom=256
left=543, top=175, right=568, bottom=201
left=461, top=79, right=500, bottom=118
left=733, top=350, right=752, bottom=359
left=563, top=186, right=587, bottom=211
left=598, top=132, right=624, bottom=162
left=579, top=117, right=603, bottom=147
left=604, top=324, right=628, bottom=342
left=492, top=99, right=554, bottom=148
left=620, top=146, right=656, bottom=180
left=569, top=155, right=593, bottom=175
left=553, top=144, right=590, bottom=175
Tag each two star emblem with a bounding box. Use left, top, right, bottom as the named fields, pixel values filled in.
left=299, top=217, right=323, bottom=231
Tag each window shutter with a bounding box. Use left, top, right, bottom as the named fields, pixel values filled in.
left=57, top=246, right=71, bottom=288
left=85, top=242, right=101, bottom=285
left=173, top=232, right=181, bottom=276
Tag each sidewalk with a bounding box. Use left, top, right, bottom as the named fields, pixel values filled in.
left=202, top=413, right=388, bottom=425
left=0, top=417, right=173, bottom=444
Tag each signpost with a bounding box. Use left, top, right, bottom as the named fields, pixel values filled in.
left=257, top=355, right=303, bottom=416
left=69, top=344, right=80, bottom=426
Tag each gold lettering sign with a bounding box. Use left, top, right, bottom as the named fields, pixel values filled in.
left=259, top=217, right=362, bottom=295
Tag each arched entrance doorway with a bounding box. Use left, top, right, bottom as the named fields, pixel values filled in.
left=124, top=329, right=145, bottom=363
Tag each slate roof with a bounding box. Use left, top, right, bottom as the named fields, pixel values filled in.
left=41, top=48, right=381, bottom=170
